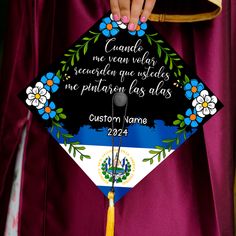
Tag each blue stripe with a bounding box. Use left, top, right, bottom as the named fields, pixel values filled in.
left=97, top=185, right=132, bottom=203
left=49, top=120, right=196, bottom=149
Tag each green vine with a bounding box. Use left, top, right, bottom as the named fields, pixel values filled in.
left=48, top=31, right=101, bottom=160
left=56, top=31, right=101, bottom=78
left=143, top=114, right=187, bottom=165
left=146, top=33, right=190, bottom=86
left=50, top=118, right=91, bottom=161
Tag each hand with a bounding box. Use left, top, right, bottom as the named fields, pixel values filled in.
left=110, top=0, right=156, bottom=31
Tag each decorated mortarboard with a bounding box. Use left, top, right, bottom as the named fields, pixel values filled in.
left=19, top=11, right=223, bottom=236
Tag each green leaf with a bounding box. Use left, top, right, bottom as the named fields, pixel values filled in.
left=80, top=154, right=84, bottom=161
left=183, top=131, right=187, bottom=140
left=55, top=115, right=60, bottom=121
left=178, top=65, right=184, bottom=69
left=177, top=114, right=184, bottom=120
left=164, top=54, right=168, bottom=65
left=173, top=120, right=181, bottom=125
left=69, top=144, right=72, bottom=154
left=149, top=33, right=158, bottom=37
left=63, top=134, right=74, bottom=138
left=157, top=45, right=161, bottom=57
left=150, top=158, right=154, bottom=165
left=62, top=64, right=66, bottom=72
left=64, top=138, right=67, bottom=146
left=162, top=149, right=166, bottom=158
left=157, top=40, right=164, bottom=43
left=89, top=31, right=99, bottom=35
left=184, top=75, right=190, bottom=83
left=176, top=138, right=180, bottom=145
left=56, top=131, right=60, bottom=139
left=180, top=121, right=185, bottom=128
left=75, top=44, right=82, bottom=48
left=56, top=108, right=63, bottom=114
left=50, top=126, right=54, bottom=133
left=146, top=35, right=152, bottom=45
left=70, top=141, right=80, bottom=145
left=94, top=35, right=100, bottom=43
left=64, top=54, right=71, bottom=57
left=76, top=51, right=80, bottom=61
left=82, top=37, right=91, bottom=41
left=157, top=154, right=161, bottom=162
left=56, top=70, right=61, bottom=78
left=162, top=139, right=176, bottom=143
left=68, top=49, right=75, bottom=52
left=73, top=148, right=76, bottom=157
left=83, top=155, right=91, bottom=159
left=59, top=113, right=67, bottom=119
left=71, top=55, right=75, bottom=66
left=169, top=59, right=173, bottom=70
left=149, top=150, right=158, bottom=154
left=143, top=158, right=151, bottom=162
left=52, top=121, right=62, bottom=128
left=76, top=146, right=86, bottom=150
left=168, top=145, right=172, bottom=152
left=174, top=72, right=177, bottom=77
left=83, top=42, right=88, bottom=55
left=60, top=61, right=66, bottom=64
left=176, top=129, right=184, bottom=134
left=155, top=146, right=163, bottom=150
left=178, top=69, right=181, bottom=76
left=169, top=53, right=177, bottom=57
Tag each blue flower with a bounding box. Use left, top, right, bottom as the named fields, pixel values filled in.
left=128, top=21, right=147, bottom=37
left=38, top=101, right=56, bottom=120
left=184, top=79, right=204, bottom=100
left=99, top=17, right=119, bottom=37
left=184, top=108, right=203, bottom=128
left=41, top=72, right=60, bottom=93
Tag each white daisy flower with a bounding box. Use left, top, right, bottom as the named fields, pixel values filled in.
left=26, top=82, right=50, bottom=109
left=110, top=13, right=127, bottom=29
left=192, top=90, right=217, bottom=118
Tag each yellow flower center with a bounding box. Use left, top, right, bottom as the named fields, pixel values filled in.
left=106, top=23, right=113, bottom=30
left=191, top=86, right=197, bottom=93
left=190, top=114, right=196, bottom=121
left=136, top=25, right=141, bottom=31
left=202, top=102, right=208, bottom=108
left=44, top=106, right=51, bottom=113
left=47, top=79, right=54, bottom=86
left=35, top=93, right=41, bottom=99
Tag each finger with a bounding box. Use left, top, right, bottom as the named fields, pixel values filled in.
left=118, top=0, right=131, bottom=24
left=140, top=0, right=156, bottom=23
left=110, top=0, right=121, bottom=21
left=128, top=0, right=144, bottom=31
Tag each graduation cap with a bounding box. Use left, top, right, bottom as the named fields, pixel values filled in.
left=19, top=11, right=223, bottom=236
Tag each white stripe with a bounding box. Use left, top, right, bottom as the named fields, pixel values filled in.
left=60, top=144, right=174, bottom=188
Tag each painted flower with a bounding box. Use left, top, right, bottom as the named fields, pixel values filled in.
left=184, top=79, right=204, bottom=100
left=41, top=72, right=60, bottom=93
left=110, top=14, right=127, bottom=29
left=99, top=17, right=119, bottom=37
left=38, top=101, right=56, bottom=120
left=192, top=90, right=217, bottom=117
left=184, top=108, right=203, bottom=128
left=26, top=82, right=50, bottom=109
left=128, top=20, right=147, bottom=37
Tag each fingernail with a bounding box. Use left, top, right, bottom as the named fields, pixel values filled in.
left=121, top=16, right=129, bottom=24
left=140, top=16, right=146, bottom=23
left=128, top=23, right=135, bottom=31
left=113, top=14, right=120, bottom=21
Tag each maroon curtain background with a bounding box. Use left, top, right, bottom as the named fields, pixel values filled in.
left=0, top=0, right=235, bottom=235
